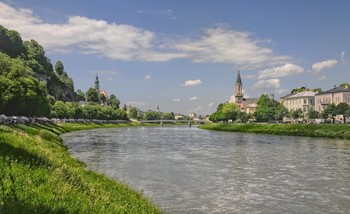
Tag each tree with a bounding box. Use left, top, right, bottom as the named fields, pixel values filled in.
left=86, top=87, right=99, bottom=102
left=322, top=104, right=336, bottom=123
left=209, top=102, right=240, bottom=122
left=312, top=88, right=322, bottom=93
left=75, top=90, right=85, bottom=101
left=290, top=109, right=303, bottom=119
left=51, top=101, right=68, bottom=118
left=98, top=93, right=107, bottom=104
left=129, top=107, right=138, bottom=119
left=54, top=61, right=64, bottom=75
left=335, top=103, right=350, bottom=123
left=0, top=52, right=50, bottom=116
left=143, top=111, right=161, bottom=120
left=308, top=108, right=320, bottom=119
left=254, top=94, right=279, bottom=122
left=23, top=39, right=53, bottom=74
left=0, top=25, right=26, bottom=58
left=290, top=86, right=306, bottom=94
left=109, top=94, right=120, bottom=109
left=339, top=83, right=350, bottom=88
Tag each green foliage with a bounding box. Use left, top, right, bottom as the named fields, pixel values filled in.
left=0, top=25, right=26, bottom=58
left=86, top=88, right=99, bottom=103
left=23, top=39, right=53, bottom=74
left=308, top=108, right=320, bottom=119
left=290, top=86, right=307, bottom=94
left=108, top=94, right=120, bottom=109
left=312, top=88, right=322, bottom=93
left=0, top=52, right=50, bottom=116
left=199, top=123, right=350, bottom=139
left=54, top=61, right=64, bottom=75
left=162, top=112, right=175, bottom=120
left=209, top=102, right=240, bottom=122
left=0, top=124, right=162, bottom=213
left=98, top=93, right=107, bottom=103
left=289, top=109, right=303, bottom=119
left=254, top=94, right=287, bottom=122
left=129, top=107, right=138, bottom=119
left=51, top=101, right=69, bottom=118
left=339, top=83, right=350, bottom=88
left=75, top=90, right=86, bottom=101
left=143, top=111, right=161, bottom=120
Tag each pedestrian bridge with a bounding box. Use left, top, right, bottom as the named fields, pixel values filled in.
left=139, top=119, right=208, bottom=124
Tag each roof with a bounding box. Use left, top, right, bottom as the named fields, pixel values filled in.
left=236, top=70, right=242, bottom=84
left=316, top=86, right=350, bottom=95
left=243, top=98, right=258, bottom=105
left=286, top=91, right=316, bottom=99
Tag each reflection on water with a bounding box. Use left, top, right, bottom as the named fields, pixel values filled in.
left=62, top=126, right=350, bottom=213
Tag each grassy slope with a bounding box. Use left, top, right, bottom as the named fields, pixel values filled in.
left=199, top=123, right=350, bottom=139
left=0, top=122, right=162, bottom=213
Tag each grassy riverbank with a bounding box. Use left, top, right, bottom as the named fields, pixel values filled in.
left=199, top=123, right=350, bottom=139
left=0, top=122, right=162, bottom=213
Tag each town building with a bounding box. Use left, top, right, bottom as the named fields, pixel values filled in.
left=233, top=70, right=259, bottom=114
left=315, top=85, right=350, bottom=112
left=94, top=73, right=108, bottom=105
left=281, top=90, right=316, bottom=114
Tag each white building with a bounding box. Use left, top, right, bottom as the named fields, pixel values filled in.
left=282, top=91, right=316, bottom=114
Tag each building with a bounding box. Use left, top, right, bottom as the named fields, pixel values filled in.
left=281, top=90, right=316, bottom=114
left=233, top=70, right=259, bottom=114
left=94, top=73, right=109, bottom=105
left=315, top=86, right=350, bottom=112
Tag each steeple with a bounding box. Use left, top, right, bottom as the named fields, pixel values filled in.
left=235, top=70, right=243, bottom=97
left=94, top=73, right=100, bottom=90
left=236, top=70, right=242, bottom=84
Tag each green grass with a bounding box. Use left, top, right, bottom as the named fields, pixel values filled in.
left=198, top=123, right=350, bottom=139
left=0, top=122, right=162, bottom=213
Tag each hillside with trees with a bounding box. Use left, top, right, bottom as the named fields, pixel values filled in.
left=0, top=25, right=127, bottom=120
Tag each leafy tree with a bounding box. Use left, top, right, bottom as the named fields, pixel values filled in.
left=129, top=107, right=138, bottom=119
left=98, top=93, right=107, bottom=104
left=143, top=111, right=161, bottom=120
left=162, top=112, right=175, bottom=120
left=23, top=39, right=53, bottom=74
left=335, top=103, right=350, bottom=123
left=254, top=94, right=280, bottom=122
left=0, top=25, right=26, bottom=58
left=109, top=94, right=120, bottom=109
left=308, top=108, right=320, bottom=119
left=54, top=61, right=64, bottom=75
left=65, top=102, right=83, bottom=119
left=209, top=102, right=240, bottom=122
left=322, top=104, right=336, bottom=123
left=312, top=88, right=322, bottom=93
left=86, top=88, right=99, bottom=103
left=339, top=83, right=350, bottom=88
left=290, top=87, right=306, bottom=94
left=75, top=90, right=86, bottom=101
left=0, top=52, right=50, bottom=116
left=290, top=109, right=303, bottom=119
left=51, top=101, right=68, bottom=118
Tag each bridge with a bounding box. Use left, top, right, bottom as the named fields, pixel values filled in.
left=139, top=119, right=208, bottom=124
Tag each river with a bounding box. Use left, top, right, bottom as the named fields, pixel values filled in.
left=62, top=126, right=350, bottom=213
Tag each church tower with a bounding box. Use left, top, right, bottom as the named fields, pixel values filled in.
left=235, top=70, right=244, bottom=109
left=94, top=73, right=100, bottom=91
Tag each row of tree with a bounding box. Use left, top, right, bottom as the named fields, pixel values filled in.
left=209, top=94, right=350, bottom=123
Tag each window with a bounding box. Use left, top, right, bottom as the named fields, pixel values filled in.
left=304, top=99, right=307, bottom=104
left=303, top=106, right=306, bottom=112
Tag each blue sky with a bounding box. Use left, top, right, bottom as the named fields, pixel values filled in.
left=1, top=0, right=349, bottom=115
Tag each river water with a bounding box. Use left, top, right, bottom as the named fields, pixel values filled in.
left=62, top=126, right=350, bottom=213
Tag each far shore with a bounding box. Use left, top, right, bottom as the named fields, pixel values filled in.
left=198, top=123, right=350, bottom=140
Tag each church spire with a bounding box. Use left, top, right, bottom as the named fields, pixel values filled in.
left=94, top=73, right=100, bottom=90
left=236, top=70, right=242, bottom=84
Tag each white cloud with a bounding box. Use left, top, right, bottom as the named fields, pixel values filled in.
left=195, top=106, right=204, bottom=112
left=317, top=75, right=326, bottom=81
left=190, top=96, right=198, bottom=101
left=341, top=51, right=346, bottom=63
left=182, top=79, right=202, bottom=87
left=0, top=2, right=185, bottom=62
left=312, top=59, right=337, bottom=72
left=174, top=28, right=291, bottom=69
left=253, top=79, right=280, bottom=90
left=0, top=2, right=291, bottom=67
left=208, top=102, right=214, bottom=108
left=242, top=74, right=256, bottom=79
left=258, top=63, right=304, bottom=79
left=172, top=98, right=181, bottom=102
left=144, top=75, right=151, bottom=80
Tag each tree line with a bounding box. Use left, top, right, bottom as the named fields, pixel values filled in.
left=209, top=94, right=350, bottom=123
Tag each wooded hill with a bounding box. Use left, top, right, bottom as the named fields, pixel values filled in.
left=0, top=25, right=76, bottom=116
